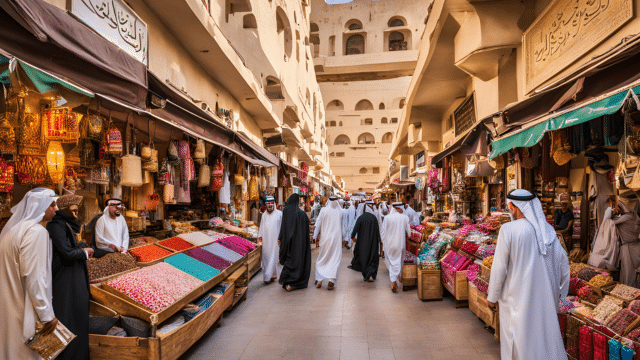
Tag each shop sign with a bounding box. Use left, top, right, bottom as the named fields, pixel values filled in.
left=70, top=0, right=149, bottom=65
left=523, top=0, right=633, bottom=93
left=454, top=93, right=476, bottom=137
left=415, top=151, right=425, bottom=168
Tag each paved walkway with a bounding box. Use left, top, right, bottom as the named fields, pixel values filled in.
left=181, top=247, right=501, bottom=360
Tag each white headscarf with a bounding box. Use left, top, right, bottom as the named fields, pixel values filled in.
left=507, top=189, right=557, bottom=255
left=329, top=198, right=340, bottom=209
left=0, top=188, right=57, bottom=244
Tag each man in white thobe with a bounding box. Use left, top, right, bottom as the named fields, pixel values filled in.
left=342, top=201, right=357, bottom=249
left=487, top=189, right=569, bottom=360
left=381, top=202, right=411, bottom=293
left=95, top=198, right=129, bottom=252
left=0, top=188, right=60, bottom=359
left=258, top=196, right=282, bottom=284
left=313, top=196, right=343, bottom=290
left=403, top=197, right=420, bottom=225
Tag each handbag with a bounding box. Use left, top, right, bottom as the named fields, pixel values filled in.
left=106, top=123, right=123, bottom=156
left=80, top=140, right=96, bottom=168
left=209, top=175, right=223, bottom=192
left=175, top=181, right=191, bottom=203
left=91, top=166, right=110, bottom=185
left=85, top=114, right=105, bottom=142
left=141, top=143, right=153, bottom=160
left=163, top=184, right=176, bottom=204
left=167, top=140, right=180, bottom=165
left=193, top=139, right=206, bottom=163
left=198, top=164, right=211, bottom=187
left=141, top=141, right=158, bottom=173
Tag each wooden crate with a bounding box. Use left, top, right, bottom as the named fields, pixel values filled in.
left=468, top=283, right=500, bottom=341
left=247, top=246, right=262, bottom=279
left=88, top=283, right=235, bottom=360
left=90, top=255, right=246, bottom=325
left=401, top=264, right=418, bottom=287
left=417, top=269, right=442, bottom=300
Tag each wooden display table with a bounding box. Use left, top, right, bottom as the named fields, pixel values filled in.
left=417, top=268, right=442, bottom=301
left=468, top=282, right=500, bottom=341
left=247, top=245, right=262, bottom=279
left=441, top=268, right=469, bottom=308
left=401, top=264, right=418, bottom=290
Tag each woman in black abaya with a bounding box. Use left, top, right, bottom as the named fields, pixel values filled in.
left=47, top=195, right=93, bottom=360
left=278, top=194, right=312, bottom=291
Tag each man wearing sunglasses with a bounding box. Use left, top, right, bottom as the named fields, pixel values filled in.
left=94, top=198, right=129, bottom=253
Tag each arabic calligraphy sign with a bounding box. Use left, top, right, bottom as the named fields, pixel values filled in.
left=523, top=0, right=632, bottom=93
left=70, top=0, right=148, bottom=65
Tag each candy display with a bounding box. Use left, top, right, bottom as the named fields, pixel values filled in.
left=591, top=297, right=623, bottom=324
left=482, top=256, right=494, bottom=269
left=611, top=284, right=640, bottom=302
left=459, top=242, right=479, bottom=256
left=577, top=286, right=600, bottom=305
left=570, top=277, right=589, bottom=296
left=201, top=243, right=244, bottom=262
left=185, top=247, right=232, bottom=271
left=177, top=232, right=216, bottom=246
left=158, top=237, right=195, bottom=252
left=164, top=253, right=220, bottom=282
left=589, top=275, right=613, bottom=289
left=605, top=309, right=638, bottom=335
left=105, top=262, right=204, bottom=312
left=628, top=301, right=640, bottom=315
left=128, top=244, right=173, bottom=263
left=87, top=253, right=137, bottom=281
left=625, top=327, right=640, bottom=342
left=222, top=236, right=257, bottom=251
left=474, top=244, right=496, bottom=259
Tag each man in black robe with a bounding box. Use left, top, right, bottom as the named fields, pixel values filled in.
left=47, top=194, right=93, bottom=360
left=349, top=209, right=380, bottom=282
left=278, top=194, right=312, bottom=291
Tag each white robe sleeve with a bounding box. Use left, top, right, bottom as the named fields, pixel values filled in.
left=313, top=210, right=324, bottom=240
left=556, top=241, right=570, bottom=299
left=487, top=229, right=510, bottom=303
left=404, top=217, right=411, bottom=238
left=94, top=217, right=113, bottom=251
left=19, top=227, right=54, bottom=323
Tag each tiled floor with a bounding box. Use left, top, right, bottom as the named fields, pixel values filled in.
left=181, top=247, right=501, bottom=360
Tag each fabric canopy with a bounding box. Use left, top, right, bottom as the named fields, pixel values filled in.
left=431, top=118, right=492, bottom=166
left=490, top=85, right=640, bottom=158
left=0, top=0, right=147, bottom=108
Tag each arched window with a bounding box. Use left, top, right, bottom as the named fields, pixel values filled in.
left=358, top=133, right=375, bottom=144
left=391, top=118, right=398, bottom=123
left=381, top=117, right=388, bottom=124
left=389, top=18, right=405, bottom=27
left=381, top=132, right=393, bottom=143
left=399, top=98, right=406, bottom=108
left=345, top=19, right=363, bottom=30
left=334, top=135, right=350, bottom=145
left=379, top=102, right=385, bottom=109
left=326, top=100, right=344, bottom=111
left=355, top=99, right=373, bottom=111
left=389, top=31, right=405, bottom=51
left=330, top=121, right=336, bottom=127
left=310, top=22, right=319, bottom=33
left=339, top=121, right=343, bottom=126
left=276, top=7, right=292, bottom=58
left=243, top=14, right=257, bottom=29
left=345, top=34, right=365, bottom=55
left=359, top=167, right=368, bottom=174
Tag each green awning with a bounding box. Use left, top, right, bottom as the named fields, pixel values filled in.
left=490, top=85, right=640, bottom=158
left=0, top=54, right=9, bottom=83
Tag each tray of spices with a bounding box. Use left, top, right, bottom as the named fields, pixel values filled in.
left=87, top=252, right=139, bottom=284
left=128, top=244, right=174, bottom=266
left=128, top=236, right=159, bottom=249
left=157, top=237, right=195, bottom=252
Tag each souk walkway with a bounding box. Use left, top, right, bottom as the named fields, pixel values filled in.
left=181, top=247, right=501, bottom=360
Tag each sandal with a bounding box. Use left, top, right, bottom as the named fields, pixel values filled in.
left=285, top=285, right=293, bottom=292
left=316, top=281, right=322, bottom=289
left=327, top=282, right=335, bottom=290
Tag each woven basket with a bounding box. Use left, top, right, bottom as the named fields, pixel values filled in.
left=120, top=154, right=143, bottom=187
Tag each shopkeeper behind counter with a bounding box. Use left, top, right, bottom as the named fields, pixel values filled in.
left=554, top=199, right=574, bottom=236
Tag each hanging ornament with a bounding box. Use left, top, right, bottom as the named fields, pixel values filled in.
left=46, top=141, right=65, bottom=183
left=43, top=107, right=80, bottom=143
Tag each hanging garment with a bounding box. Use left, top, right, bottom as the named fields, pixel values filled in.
left=313, top=199, right=343, bottom=283
left=219, top=172, right=231, bottom=205
left=258, top=209, right=283, bottom=282
left=588, top=209, right=620, bottom=270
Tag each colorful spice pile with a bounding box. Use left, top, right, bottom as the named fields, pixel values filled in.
left=87, top=253, right=137, bottom=281
left=129, top=237, right=156, bottom=249
left=459, top=242, right=479, bottom=256
left=202, top=243, right=243, bottom=262
left=165, top=253, right=220, bottom=282
left=105, top=262, right=203, bottom=312
left=576, top=268, right=601, bottom=282
left=589, top=274, right=613, bottom=288
left=570, top=277, right=588, bottom=295
left=606, top=309, right=638, bottom=335
left=225, top=236, right=257, bottom=251
left=592, top=297, right=623, bottom=324
left=474, top=244, right=496, bottom=259
left=128, top=244, right=173, bottom=263
left=558, top=298, right=576, bottom=313
left=482, top=256, right=494, bottom=269
left=577, top=286, right=600, bottom=305
left=177, top=232, right=215, bottom=246
left=473, top=277, right=488, bottom=294
left=466, top=264, right=480, bottom=282
left=628, top=301, right=640, bottom=315
left=158, top=237, right=194, bottom=252
left=570, top=262, right=589, bottom=278
left=625, top=327, right=640, bottom=342
left=611, top=284, right=640, bottom=301
left=185, top=248, right=231, bottom=271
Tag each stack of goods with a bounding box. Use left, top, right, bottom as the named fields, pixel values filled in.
left=482, top=256, right=494, bottom=269
left=169, top=221, right=199, bottom=234
left=105, top=262, right=204, bottom=312
left=217, top=236, right=255, bottom=255
left=404, top=252, right=416, bottom=264
left=129, top=237, right=157, bottom=249
left=177, top=232, right=215, bottom=246
left=209, top=217, right=224, bottom=227
left=474, top=244, right=496, bottom=259
left=592, top=332, right=607, bottom=360
left=570, top=262, right=590, bottom=278
left=588, top=274, right=613, bottom=290
left=164, top=253, right=220, bottom=282
left=441, top=251, right=472, bottom=271
left=577, top=286, right=601, bottom=305
left=202, top=230, right=228, bottom=241
left=570, top=277, right=589, bottom=295
left=129, top=244, right=173, bottom=263
left=158, top=237, right=194, bottom=252
left=576, top=267, right=602, bottom=282
left=202, top=242, right=244, bottom=262
left=591, top=297, right=623, bottom=324
left=605, top=309, right=638, bottom=335
left=451, top=237, right=464, bottom=250
left=459, top=242, right=479, bottom=257
left=466, top=263, right=480, bottom=282
left=185, top=247, right=231, bottom=271
left=87, top=253, right=137, bottom=282
left=458, top=224, right=477, bottom=237
left=610, top=284, right=640, bottom=302
left=477, top=215, right=509, bottom=235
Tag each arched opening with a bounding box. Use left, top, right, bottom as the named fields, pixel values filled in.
left=345, top=34, right=365, bottom=55
left=358, top=133, right=375, bottom=144
left=339, top=121, right=343, bottom=126
left=326, top=100, right=344, bottom=111
left=345, top=19, right=363, bottom=30
left=359, top=167, right=368, bottom=174
left=389, top=31, right=405, bottom=51
left=243, top=14, right=257, bottom=29
left=334, top=135, right=350, bottom=145
left=399, top=98, right=406, bottom=108
left=388, top=17, right=406, bottom=27
left=276, top=7, right=292, bottom=58
left=379, top=102, right=385, bottom=110
left=265, top=76, right=283, bottom=99
left=381, top=132, right=393, bottom=143
left=355, top=99, right=373, bottom=111
left=310, top=22, right=319, bottom=33
left=381, top=117, right=388, bottom=124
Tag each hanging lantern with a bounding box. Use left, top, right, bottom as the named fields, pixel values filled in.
left=43, top=107, right=80, bottom=143
left=47, top=141, right=65, bottom=183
